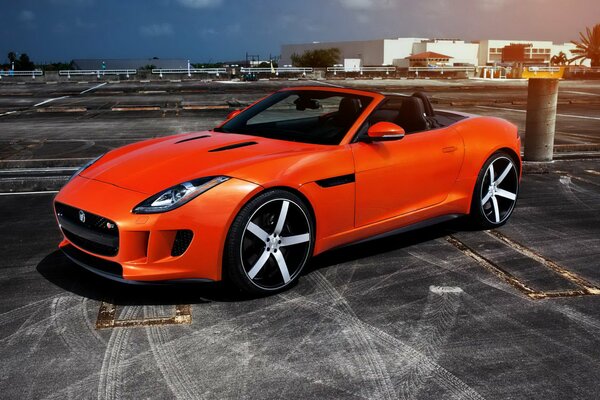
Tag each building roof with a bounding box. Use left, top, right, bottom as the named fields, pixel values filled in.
left=407, top=51, right=452, bottom=60
left=72, top=58, right=190, bottom=70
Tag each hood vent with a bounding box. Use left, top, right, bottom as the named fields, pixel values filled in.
left=208, top=141, right=258, bottom=152
left=175, top=135, right=211, bottom=144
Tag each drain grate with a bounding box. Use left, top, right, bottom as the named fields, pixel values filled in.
left=95, top=302, right=192, bottom=329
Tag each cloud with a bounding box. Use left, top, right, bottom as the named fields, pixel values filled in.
left=19, top=10, right=35, bottom=22
left=176, top=0, right=223, bottom=8
left=139, top=23, right=174, bottom=37
left=336, top=0, right=393, bottom=10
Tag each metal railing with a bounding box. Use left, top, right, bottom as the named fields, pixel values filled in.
left=59, top=69, right=137, bottom=78
left=240, top=67, right=313, bottom=75
left=0, top=70, right=43, bottom=78
left=527, top=66, right=561, bottom=72
left=327, top=66, right=396, bottom=74
left=409, top=66, right=476, bottom=72
left=152, top=68, right=227, bottom=77
left=566, top=66, right=600, bottom=73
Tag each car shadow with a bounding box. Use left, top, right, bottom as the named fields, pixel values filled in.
left=37, top=218, right=474, bottom=306
left=36, top=251, right=244, bottom=305
left=307, top=219, right=468, bottom=273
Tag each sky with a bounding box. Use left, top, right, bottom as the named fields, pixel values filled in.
left=1, top=0, right=598, bottom=63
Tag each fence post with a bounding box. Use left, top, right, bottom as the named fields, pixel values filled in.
left=524, top=78, right=559, bottom=161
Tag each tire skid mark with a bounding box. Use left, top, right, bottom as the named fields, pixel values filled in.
left=2, top=300, right=82, bottom=345
left=461, top=291, right=600, bottom=366
left=409, top=242, right=528, bottom=298
left=41, top=370, right=99, bottom=400
left=399, top=286, right=463, bottom=399
left=51, top=296, right=105, bottom=357
left=42, top=296, right=371, bottom=400
left=144, top=305, right=208, bottom=400
left=275, top=307, right=329, bottom=397
left=0, top=295, right=58, bottom=327
left=357, top=259, right=423, bottom=297
left=97, top=305, right=139, bottom=400
left=308, top=271, right=397, bottom=400
left=83, top=298, right=107, bottom=345
left=554, top=305, right=600, bottom=336
left=559, top=176, right=596, bottom=210
left=143, top=301, right=371, bottom=399
left=280, top=285, right=485, bottom=400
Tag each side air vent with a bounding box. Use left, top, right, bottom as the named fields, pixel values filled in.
left=208, top=141, right=258, bottom=152
left=175, top=135, right=211, bottom=144
left=171, top=230, right=193, bottom=256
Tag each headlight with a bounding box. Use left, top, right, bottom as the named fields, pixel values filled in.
left=132, top=176, right=230, bottom=214
left=69, top=154, right=104, bottom=181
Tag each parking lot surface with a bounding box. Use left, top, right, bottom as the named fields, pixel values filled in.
left=1, top=79, right=600, bottom=399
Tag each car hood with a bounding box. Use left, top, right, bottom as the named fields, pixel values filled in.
left=79, top=131, right=328, bottom=194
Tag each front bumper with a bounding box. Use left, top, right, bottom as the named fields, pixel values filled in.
left=54, top=176, right=261, bottom=282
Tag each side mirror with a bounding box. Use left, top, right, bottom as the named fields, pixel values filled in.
left=366, top=122, right=405, bottom=141
left=225, top=109, right=242, bottom=121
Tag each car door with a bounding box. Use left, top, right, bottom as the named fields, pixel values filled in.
left=351, top=126, right=464, bottom=227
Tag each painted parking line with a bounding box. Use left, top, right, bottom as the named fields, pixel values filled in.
left=562, top=90, right=600, bottom=97
left=96, top=302, right=192, bottom=329
left=0, top=167, right=78, bottom=174
left=476, top=105, right=600, bottom=121
left=80, top=82, right=107, bottom=95
left=446, top=230, right=600, bottom=300
left=33, top=96, right=70, bottom=107
left=0, top=190, right=59, bottom=196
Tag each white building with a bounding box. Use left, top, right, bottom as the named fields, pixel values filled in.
left=281, top=37, right=590, bottom=67
left=281, top=38, right=426, bottom=67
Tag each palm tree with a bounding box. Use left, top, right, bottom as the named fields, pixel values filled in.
left=550, top=52, right=569, bottom=65
left=570, top=24, right=600, bottom=67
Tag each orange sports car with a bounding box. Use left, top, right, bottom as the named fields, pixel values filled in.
left=54, top=87, right=521, bottom=294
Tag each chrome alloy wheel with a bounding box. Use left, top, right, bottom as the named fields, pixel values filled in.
left=480, top=156, right=519, bottom=224
left=240, top=198, right=311, bottom=290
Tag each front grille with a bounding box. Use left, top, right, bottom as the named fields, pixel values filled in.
left=55, top=202, right=119, bottom=256
left=171, top=230, right=193, bottom=256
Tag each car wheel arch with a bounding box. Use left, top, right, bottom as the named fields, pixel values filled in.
left=219, top=185, right=318, bottom=275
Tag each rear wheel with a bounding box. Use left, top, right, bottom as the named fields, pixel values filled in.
left=470, top=152, right=519, bottom=229
left=224, top=190, right=314, bottom=295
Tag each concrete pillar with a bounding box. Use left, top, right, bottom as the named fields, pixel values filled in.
left=524, top=78, right=559, bottom=161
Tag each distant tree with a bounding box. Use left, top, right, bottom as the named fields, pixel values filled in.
left=290, top=48, right=341, bottom=67
left=550, top=51, right=569, bottom=65
left=141, top=64, right=156, bottom=70
left=192, top=62, right=225, bottom=69
left=8, top=51, right=17, bottom=65
left=570, top=23, right=600, bottom=67
left=17, top=53, right=34, bottom=70
left=39, top=61, right=73, bottom=71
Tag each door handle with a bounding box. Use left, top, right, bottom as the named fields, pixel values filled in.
left=442, top=146, right=457, bottom=153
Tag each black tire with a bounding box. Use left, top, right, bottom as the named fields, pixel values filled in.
left=223, top=190, right=315, bottom=295
left=469, top=151, right=519, bottom=229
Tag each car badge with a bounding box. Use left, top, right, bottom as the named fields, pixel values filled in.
left=78, top=210, right=86, bottom=223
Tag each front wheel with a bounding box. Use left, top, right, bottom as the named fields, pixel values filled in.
left=223, top=190, right=314, bottom=295
left=469, top=152, right=519, bottom=229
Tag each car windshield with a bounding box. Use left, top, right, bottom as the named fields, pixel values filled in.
left=214, top=90, right=373, bottom=145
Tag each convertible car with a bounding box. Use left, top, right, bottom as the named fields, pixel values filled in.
left=54, top=86, right=521, bottom=294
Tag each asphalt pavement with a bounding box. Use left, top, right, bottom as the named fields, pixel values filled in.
left=1, top=79, right=600, bottom=399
